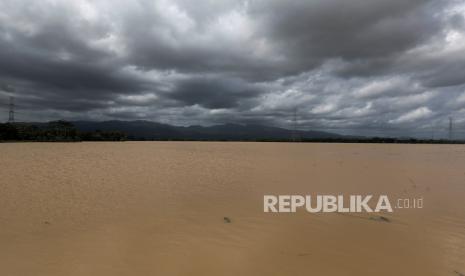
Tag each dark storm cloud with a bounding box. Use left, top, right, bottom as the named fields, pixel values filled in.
left=423, top=64, right=465, bottom=88
left=0, top=0, right=464, bottom=137
left=168, top=77, right=264, bottom=109
left=253, top=0, right=440, bottom=59
left=0, top=49, right=137, bottom=94
left=0, top=83, right=15, bottom=92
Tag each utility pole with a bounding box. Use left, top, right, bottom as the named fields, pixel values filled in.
left=8, top=96, right=15, bottom=123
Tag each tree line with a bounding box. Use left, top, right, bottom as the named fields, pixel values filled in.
left=0, top=121, right=126, bottom=141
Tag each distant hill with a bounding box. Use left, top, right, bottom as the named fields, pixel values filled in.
left=72, top=120, right=342, bottom=141
left=3, top=120, right=463, bottom=143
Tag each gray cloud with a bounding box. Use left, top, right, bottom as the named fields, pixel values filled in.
left=167, top=76, right=264, bottom=109
left=0, top=0, right=464, bottom=138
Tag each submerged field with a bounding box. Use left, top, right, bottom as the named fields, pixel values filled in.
left=0, top=142, right=464, bottom=275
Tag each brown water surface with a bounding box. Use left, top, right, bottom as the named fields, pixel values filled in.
left=1, top=142, right=464, bottom=275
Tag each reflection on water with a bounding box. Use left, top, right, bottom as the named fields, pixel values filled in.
left=0, top=142, right=464, bottom=275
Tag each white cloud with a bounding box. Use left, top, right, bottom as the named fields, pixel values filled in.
left=389, top=107, right=433, bottom=124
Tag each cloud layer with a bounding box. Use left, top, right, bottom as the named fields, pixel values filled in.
left=0, top=0, right=464, bottom=137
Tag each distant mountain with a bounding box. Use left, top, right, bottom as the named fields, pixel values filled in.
left=72, top=120, right=342, bottom=141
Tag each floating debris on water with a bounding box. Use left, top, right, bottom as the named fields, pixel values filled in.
left=223, top=217, right=231, bottom=223
left=369, top=216, right=390, bottom=223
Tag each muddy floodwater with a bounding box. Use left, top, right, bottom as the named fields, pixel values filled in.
left=1, top=142, right=465, bottom=275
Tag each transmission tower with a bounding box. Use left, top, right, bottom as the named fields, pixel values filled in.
left=449, top=117, right=453, bottom=140
left=8, top=96, right=15, bottom=123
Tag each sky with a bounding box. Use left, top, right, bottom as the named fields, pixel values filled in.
left=0, top=0, right=464, bottom=138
